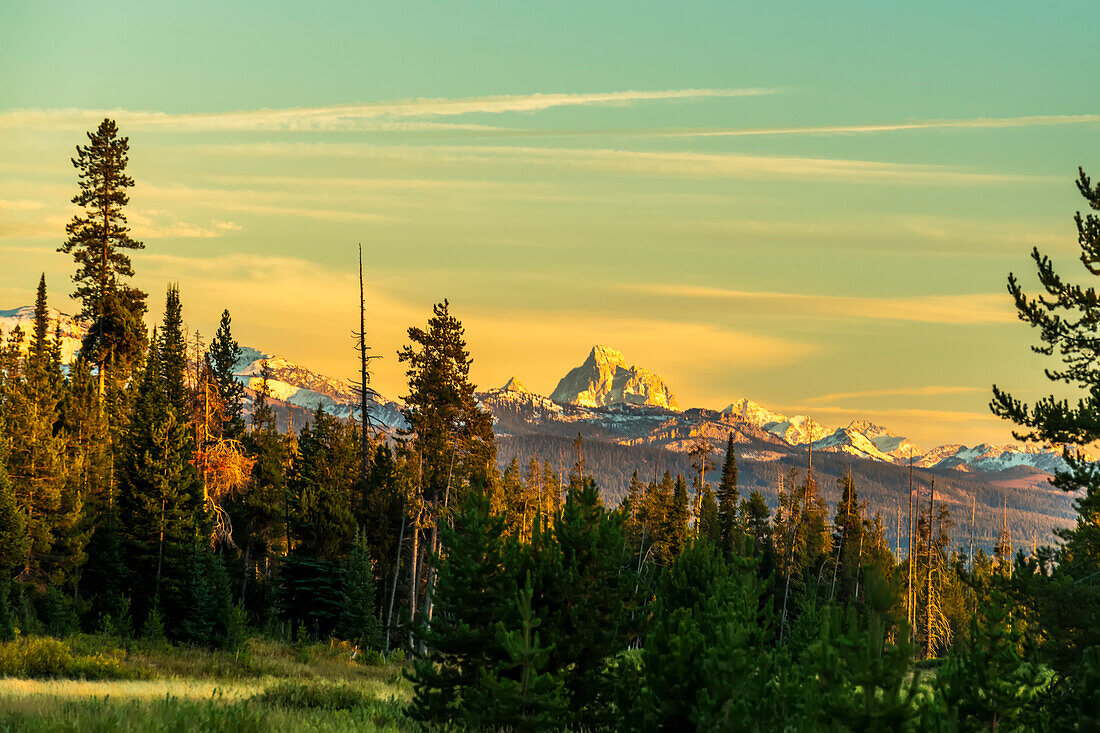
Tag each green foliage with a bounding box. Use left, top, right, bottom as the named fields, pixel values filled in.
left=0, top=457, right=28, bottom=574
left=207, top=309, right=245, bottom=439
left=464, top=574, right=567, bottom=731
left=697, top=485, right=720, bottom=546
left=934, top=589, right=1053, bottom=731
left=717, top=433, right=741, bottom=554
left=118, top=317, right=204, bottom=632
left=277, top=555, right=346, bottom=640
left=0, top=579, right=14, bottom=642
left=254, top=680, right=376, bottom=710
left=339, top=531, right=382, bottom=649
left=398, top=299, right=497, bottom=507
left=636, top=540, right=773, bottom=730
left=407, top=487, right=516, bottom=724
left=286, top=408, right=357, bottom=560
left=0, top=636, right=133, bottom=680
left=799, top=572, right=922, bottom=730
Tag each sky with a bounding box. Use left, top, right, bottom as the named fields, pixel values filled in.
left=1, top=1, right=1098, bottom=448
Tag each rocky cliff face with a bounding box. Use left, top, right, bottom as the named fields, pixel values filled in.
left=549, top=346, right=678, bottom=409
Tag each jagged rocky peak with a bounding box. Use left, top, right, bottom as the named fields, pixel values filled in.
left=502, top=376, right=530, bottom=393
left=722, top=398, right=788, bottom=427
left=550, top=345, right=678, bottom=410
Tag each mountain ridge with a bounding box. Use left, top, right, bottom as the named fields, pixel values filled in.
left=0, top=306, right=1078, bottom=476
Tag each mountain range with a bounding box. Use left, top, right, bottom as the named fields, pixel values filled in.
left=1, top=307, right=1080, bottom=545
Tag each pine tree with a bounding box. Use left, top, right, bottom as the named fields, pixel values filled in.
left=160, top=285, right=188, bottom=416
left=667, top=474, right=690, bottom=559
left=698, top=486, right=720, bottom=546
left=5, top=276, right=68, bottom=582
left=534, top=479, right=639, bottom=724
left=830, top=470, right=864, bottom=603
left=407, top=488, right=518, bottom=724
left=466, top=574, right=567, bottom=731
left=285, top=407, right=357, bottom=560
left=934, top=589, right=1051, bottom=730
left=800, top=571, right=921, bottom=729
left=206, top=309, right=245, bottom=439
left=340, top=530, right=382, bottom=649
left=398, top=300, right=496, bottom=624
left=638, top=540, right=773, bottom=730
left=740, top=490, right=773, bottom=560
left=0, top=430, right=29, bottom=576
left=990, top=167, right=1100, bottom=676
left=118, top=326, right=203, bottom=630
left=58, top=118, right=146, bottom=393
left=716, top=433, right=741, bottom=554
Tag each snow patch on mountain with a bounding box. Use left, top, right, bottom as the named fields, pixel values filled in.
left=0, top=306, right=86, bottom=363
left=233, top=346, right=406, bottom=431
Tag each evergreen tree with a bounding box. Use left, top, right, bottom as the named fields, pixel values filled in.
left=398, top=300, right=497, bottom=625
left=5, top=276, right=68, bottom=581
left=990, top=167, right=1100, bottom=676
left=118, top=327, right=203, bottom=630
left=830, top=470, right=865, bottom=603
left=667, top=474, right=690, bottom=559
left=0, top=417, right=30, bottom=587
left=58, top=118, right=146, bottom=392
left=637, top=540, right=773, bottom=730
left=340, top=530, right=382, bottom=649
left=740, top=489, right=774, bottom=561
left=799, top=571, right=921, bottom=729
left=534, top=479, right=639, bottom=724
left=934, top=588, right=1051, bottom=731
left=206, top=309, right=245, bottom=439
left=697, top=486, right=720, bottom=546
left=285, top=407, right=357, bottom=560
left=398, top=300, right=497, bottom=507
left=466, top=573, right=568, bottom=731
left=717, top=433, right=741, bottom=553
left=408, top=488, right=518, bottom=724
left=160, top=285, right=188, bottom=416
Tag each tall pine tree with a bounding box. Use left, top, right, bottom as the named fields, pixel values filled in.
left=58, top=118, right=146, bottom=395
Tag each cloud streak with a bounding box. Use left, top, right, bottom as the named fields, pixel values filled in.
left=652, top=114, right=1100, bottom=138
left=208, top=142, right=1038, bottom=185
left=629, top=284, right=1017, bottom=324
left=0, top=88, right=777, bottom=132
left=803, top=385, right=986, bottom=404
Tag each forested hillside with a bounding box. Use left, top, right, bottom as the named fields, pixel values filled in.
left=4, top=119, right=1100, bottom=730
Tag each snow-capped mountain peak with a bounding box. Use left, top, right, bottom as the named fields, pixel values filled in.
left=550, top=346, right=678, bottom=410
left=502, top=376, right=529, bottom=393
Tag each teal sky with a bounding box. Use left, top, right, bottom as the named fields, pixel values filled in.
left=2, top=1, right=1098, bottom=448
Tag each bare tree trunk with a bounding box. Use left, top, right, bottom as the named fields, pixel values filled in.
left=240, top=541, right=252, bottom=602
left=385, top=493, right=407, bottom=653
left=907, top=460, right=915, bottom=630
left=925, top=479, right=935, bottom=659
left=357, top=244, right=371, bottom=478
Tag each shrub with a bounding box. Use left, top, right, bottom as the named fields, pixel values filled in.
left=0, top=636, right=136, bottom=679
left=253, top=680, right=374, bottom=710
left=0, top=636, right=71, bottom=677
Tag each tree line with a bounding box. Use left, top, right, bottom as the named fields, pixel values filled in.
left=2, top=119, right=1100, bottom=729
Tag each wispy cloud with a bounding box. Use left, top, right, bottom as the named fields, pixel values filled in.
left=0, top=199, right=45, bottom=212
left=208, top=142, right=1038, bottom=185
left=628, top=284, right=1017, bottom=324
left=0, top=88, right=777, bottom=132
left=128, top=211, right=243, bottom=239
left=652, top=114, right=1100, bottom=138
left=803, top=386, right=986, bottom=404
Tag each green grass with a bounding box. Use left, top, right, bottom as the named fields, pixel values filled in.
left=0, top=635, right=413, bottom=732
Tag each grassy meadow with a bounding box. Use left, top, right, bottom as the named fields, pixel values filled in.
left=0, top=635, right=413, bottom=732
